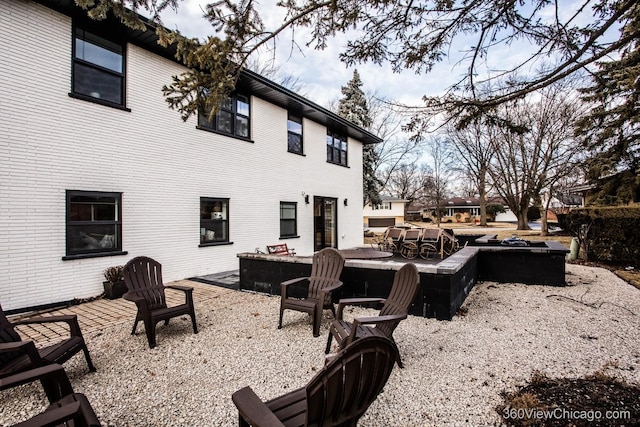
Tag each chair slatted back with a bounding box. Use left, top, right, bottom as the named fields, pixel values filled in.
left=421, top=228, right=442, bottom=242
left=387, top=228, right=403, bottom=240
left=306, top=336, right=398, bottom=426
left=402, top=228, right=422, bottom=242
left=308, top=248, right=345, bottom=301
left=123, top=257, right=167, bottom=311
left=0, top=305, right=22, bottom=367
left=377, top=263, right=420, bottom=337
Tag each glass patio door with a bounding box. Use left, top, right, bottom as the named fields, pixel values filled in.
left=314, top=197, right=338, bottom=251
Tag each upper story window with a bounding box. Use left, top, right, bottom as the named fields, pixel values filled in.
left=374, top=202, right=392, bottom=210
left=198, top=94, right=251, bottom=139
left=280, top=202, right=298, bottom=238
left=287, top=113, right=303, bottom=154
left=65, top=190, right=123, bottom=258
left=200, top=198, right=230, bottom=245
left=326, top=131, right=348, bottom=166
left=72, top=26, right=125, bottom=107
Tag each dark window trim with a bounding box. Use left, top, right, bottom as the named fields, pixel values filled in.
left=64, top=190, right=123, bottom=259
left=198, top=241, right=234, bottom=248
left=68, top=92, right=131, bottom=111
left=326, top=131, right=349, bottom=167
left=198, top=93, right=251, bottom=139
left=62, top=251, right=128, bottom=261
left=200, top=197, right=231, bottom=245
left=71, top=23, right=127, bottom=109
left=287, top=113, right=304, bottom=155
left=279, top=201, right=298, bottom=239
left=195, top=125, right=254, bottom=143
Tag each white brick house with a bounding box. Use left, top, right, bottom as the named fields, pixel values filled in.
left=0, top=0, right=381, bottom=312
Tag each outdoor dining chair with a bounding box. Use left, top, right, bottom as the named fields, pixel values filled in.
left=232, top=336, right=399, bottom=427
left=0, top=303, right=96, bottom=379
left=123, top=256, right=198, bottom=348
left=0, top=363, right=100, bottom=426
left=325, top=262, right=420, bottom=368
left=278, top=247, right=345, bottom=337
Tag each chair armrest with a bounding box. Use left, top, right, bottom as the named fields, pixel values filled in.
left=336, top=298, right=385, bottom=318
left=317, top=280, right=343, bottom=305
left=13, top=401, right=82, bottom=427
left=321, top=280, right=343, bottom=293
left=13, top=314, right=77, bottom=325
left=232, top=386, right=286, bottom=427
left=0, top=341, right=42, bottom=367
left=0, top=340, right=36, bottom=353
left=280, top=277, right=310, bottom=298
left=0, top=364, right=73, bottom=400
left=280, top=277, right=309, bottom=287
left=13, top=314, right=83, bottom=337
left=354, top=313, right=407, bottom=327
left=166, top=284, right=193, bottom=293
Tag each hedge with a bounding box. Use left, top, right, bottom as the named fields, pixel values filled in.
left=563, top=206, right=640, bottom=266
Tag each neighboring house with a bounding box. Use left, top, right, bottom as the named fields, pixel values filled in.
left=0, top=0, right=381, bottom=312
left=363, top=196, right=409, bottom=231
left=420, top=197, right=517, bottom=223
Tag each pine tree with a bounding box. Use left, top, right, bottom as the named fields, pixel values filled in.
left=337, top=70, right=382, bottom=207
left=575, top=4, right=640, bottom=204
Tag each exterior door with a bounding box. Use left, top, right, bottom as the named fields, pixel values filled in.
left=314, top=196, right=338, bottom=251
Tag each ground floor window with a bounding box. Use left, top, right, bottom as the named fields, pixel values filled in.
left=66, top=190, right=122, bottom=257
left=280, top=202, right=297, bottom=238
left=200, top=198, right=229, bottom=244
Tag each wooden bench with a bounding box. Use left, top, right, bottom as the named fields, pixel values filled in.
left=267, top=244, right=295, bottom=256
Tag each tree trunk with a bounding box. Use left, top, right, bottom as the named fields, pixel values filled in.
left=540, top=208, right=549, bottom=236
left=517, top=207, right=530, bottom=230
left=479, top=170, right=488, bottom=226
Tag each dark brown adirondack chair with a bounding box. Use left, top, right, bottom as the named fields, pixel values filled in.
left=0, top=304, right=96, bottom=379
left=325, top=262, right=420, bottom=368
left=0, top=363, right=100, bottom=426
left=278, top=247, right=345, bottom=337
left=123, top=256, right=198, bottom=349
left=232, top=336, right=399, bottom=427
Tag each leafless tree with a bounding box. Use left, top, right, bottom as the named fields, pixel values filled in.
left=445, top=120, right=496, bottom=226
left=421, top=137, right=455, bottom=226
left=488, top=85, right=586, bottom=230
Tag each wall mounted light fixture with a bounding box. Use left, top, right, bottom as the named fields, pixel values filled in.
left=343, top=198, right=348, bottom=206
left=305, top=194, right=310, bottom=204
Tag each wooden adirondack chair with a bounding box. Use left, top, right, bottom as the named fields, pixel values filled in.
left=325, top=262, right=420, bottom=368
left=278, top=248, right=345, bottom=337
left=232, top=336, right=399, bottom=427
left=0, top=304, right=96, bottom=379
left=0, top=363, right=100, bottom=426
left=123, top=256, right=198, bottom=348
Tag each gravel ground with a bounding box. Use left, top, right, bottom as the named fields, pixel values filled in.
left=1, top=264, right=639, bottom=426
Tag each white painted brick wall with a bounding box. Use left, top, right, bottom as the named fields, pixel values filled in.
left=0, top=0, right=366, bottom=311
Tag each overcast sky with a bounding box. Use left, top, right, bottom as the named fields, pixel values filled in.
left=159, top=1, right=609, bottom=118
left=159, top=2, right=513, bottom=109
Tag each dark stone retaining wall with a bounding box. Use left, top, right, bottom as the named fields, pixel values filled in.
left=471, top=235, right=569, bottom=286
left=238, top=248, right=480, bottom=321
left=237, top=238, right=568, bottom=320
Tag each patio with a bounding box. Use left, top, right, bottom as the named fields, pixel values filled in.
left=2, top=264, right=639, bottom=426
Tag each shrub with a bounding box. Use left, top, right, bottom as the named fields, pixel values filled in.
left=103, top=265, right=124, bottom=283
left=565, top=206, right=640, bottom=266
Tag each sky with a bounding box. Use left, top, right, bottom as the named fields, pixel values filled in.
left=158, top=1, right=504, bottom=109
left=158, top=1, right=613, bottom=124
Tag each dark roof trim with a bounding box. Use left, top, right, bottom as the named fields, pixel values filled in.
left=35, top=0, right=383, bottom=145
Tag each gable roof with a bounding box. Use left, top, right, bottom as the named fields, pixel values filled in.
left=35, top=0, right=383, bottom=145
